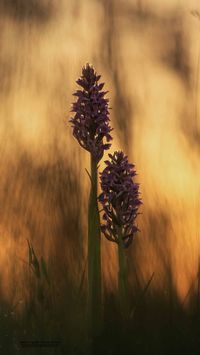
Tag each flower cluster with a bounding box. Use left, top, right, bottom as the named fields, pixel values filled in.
left=99, top=151, right=142, bottom=248
left=69, top=63, right=112, bottom=161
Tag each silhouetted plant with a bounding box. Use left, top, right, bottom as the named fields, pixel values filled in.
left=69, top=63, right=112, bottom=336
left=99, top=151, right=142, bottom=318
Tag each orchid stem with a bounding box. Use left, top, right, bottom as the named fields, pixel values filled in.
left=87, top=154, right=102, bottom=337
left=117, top=227, right=129, bottom=320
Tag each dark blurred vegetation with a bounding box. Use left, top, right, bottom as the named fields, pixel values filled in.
left=0, top=0, right=199, bottom=354
left=0, top=0, right=55, bottom=22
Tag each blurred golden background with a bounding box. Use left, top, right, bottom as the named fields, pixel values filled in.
left=0, top=0, right=199, bottom=312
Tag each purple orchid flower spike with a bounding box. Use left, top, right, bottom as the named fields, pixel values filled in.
left=70, top=63, right=113, bottom=161
left=69, top=64, right=113, bottom=335
left=99, top=151, right=142, bottom=248
left=99, top=151, right=142, bottom=319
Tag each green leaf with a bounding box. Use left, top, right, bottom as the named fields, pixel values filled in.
left=27, top=239, right=40, bottom=278
left=40, top=257, right=50, bottom=285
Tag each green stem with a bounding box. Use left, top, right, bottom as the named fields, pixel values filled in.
left=87, top=154, right=102, bottom=336
left=117, top=227, right=129, bottom=320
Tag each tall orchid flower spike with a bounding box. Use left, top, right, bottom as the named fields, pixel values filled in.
left=70, top=63, right=112, bottom=161
left=69, top=64, right=112, bottom=336
left=99, top=151, right=142, bottom=318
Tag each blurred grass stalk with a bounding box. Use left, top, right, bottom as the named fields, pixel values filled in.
left=87, top=155, right=102, bottom=336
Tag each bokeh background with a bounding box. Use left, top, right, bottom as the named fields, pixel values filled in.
left=0, top=0, right=200, bottom=351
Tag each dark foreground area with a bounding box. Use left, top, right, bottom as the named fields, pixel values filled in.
left=0, top=281, right=200, bottom=355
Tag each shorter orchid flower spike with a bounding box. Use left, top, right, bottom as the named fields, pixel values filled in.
left=99, top=151, right=142, bottom=248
